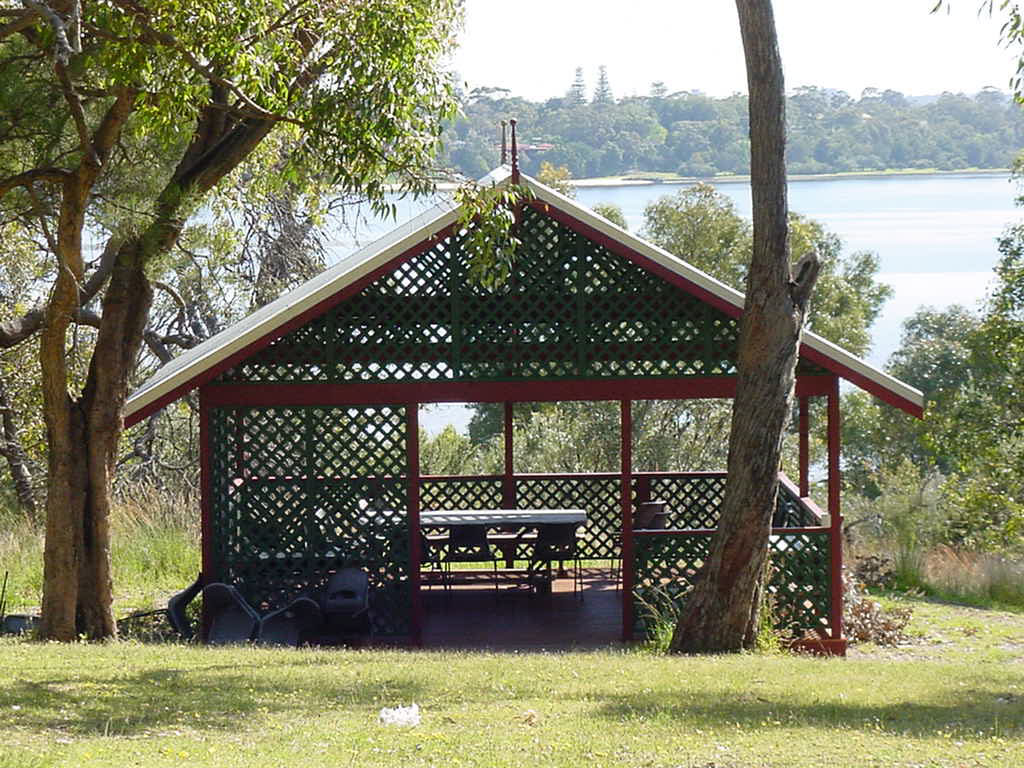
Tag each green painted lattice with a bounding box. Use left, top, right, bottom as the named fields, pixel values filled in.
left=217, top=206, right=829, bottom=385
left=633, top=530, right=832, bottom=638
left=209, top=405, right=411, bottom=635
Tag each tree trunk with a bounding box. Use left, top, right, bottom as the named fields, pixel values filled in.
left=669, top=0, right=819, bottom=653
left=38, top=244, right=155, bottom=641
left=36, top=106, right=269, bottom=641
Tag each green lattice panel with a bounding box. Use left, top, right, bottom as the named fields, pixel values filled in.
left=633, top=533, right=711, bottom=632
left=420, top=478, right=503, bottom=511
left=632, top=530, right=832, bottom=638
left=515, top=476, right=622, bottom=559
left=209, top=405, right=411, bottom=636
left=768, top=531, right=832, bottom=636
left=647, top=475, right=727, bottom=529
left=216, top=206, right=751, bottom=385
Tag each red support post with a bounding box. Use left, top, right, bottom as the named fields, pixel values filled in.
left=198, top=388, right=213, bottom=639
left=503, top=402, right=515, bottom=508
left=799, top=395, right=810, bottom=498
left=407, top=403, right=423, bottom=646
left=620, top=399, right=634, bottom=642
left=827, top=378, right=845, bottom=650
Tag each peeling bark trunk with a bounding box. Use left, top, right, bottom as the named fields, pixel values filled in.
left=670, top=0, right=819, bottom=653
left=36, top=98, right=272, bottom=641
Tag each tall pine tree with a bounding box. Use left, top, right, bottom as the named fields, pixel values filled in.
left=593, top=65, right=613, bottom=104
left=567, top=66, right=587, bottom=106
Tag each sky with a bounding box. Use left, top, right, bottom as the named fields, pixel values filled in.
left=452, top=1, right=1017, bottom=101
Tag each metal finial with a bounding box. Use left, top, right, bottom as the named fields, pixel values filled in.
left=500, top=121, right=508, bottom=165
left=509, top=118, right=519, bottom=183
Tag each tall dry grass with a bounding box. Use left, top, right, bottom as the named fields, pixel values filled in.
left=920, top=545, right=1024, bottom=608
left=0, top=485, right=200, bottom=616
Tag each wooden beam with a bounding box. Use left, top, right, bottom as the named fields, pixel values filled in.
left=124, top=223, right=458, bottom=427
left=503, top=402, right=515, bottom=508
left=408, top=403, right=423, bottom=647
left=620, top=399, right=634, bottom=643
left=200, top=375, right=836, bottom=409
left=799, top=395, right=810, bottom=498
left=827, top=377, right=844, bottom=642
left=199, top=388, right=213, bottom=640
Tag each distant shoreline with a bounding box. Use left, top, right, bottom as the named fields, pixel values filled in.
left=570, top=167, right=1011, bottom=188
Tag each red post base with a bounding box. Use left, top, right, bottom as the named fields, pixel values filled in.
left=787, top=636, right=848, bottom=657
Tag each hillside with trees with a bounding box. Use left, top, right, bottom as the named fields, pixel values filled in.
left=442, top=73, right=1024, bottom=179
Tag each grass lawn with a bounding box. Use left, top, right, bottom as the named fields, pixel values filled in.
left=1, top=596, right=1021, bottom=768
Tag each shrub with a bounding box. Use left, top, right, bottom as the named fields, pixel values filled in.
left=843, top=569, right=913, bottom=646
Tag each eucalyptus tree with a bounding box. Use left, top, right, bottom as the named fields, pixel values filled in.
left=671, top=0, right=820, bottom=652
left=0, top=0, right=459, bottom=641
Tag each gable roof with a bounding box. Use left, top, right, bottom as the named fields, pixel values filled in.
left=125, top=167, right=924, bottom=425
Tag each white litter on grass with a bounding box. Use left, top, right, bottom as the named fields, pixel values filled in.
left=378, top=703, right=421, bottom=726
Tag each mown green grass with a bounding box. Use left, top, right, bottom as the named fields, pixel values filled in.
left=1, top=597, right=1022, bottom=768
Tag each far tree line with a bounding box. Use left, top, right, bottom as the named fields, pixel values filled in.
left=443, top=73, right=1024, bottom=179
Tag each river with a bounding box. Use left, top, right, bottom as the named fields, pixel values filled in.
left=330, top=173, right=1020, bottom=432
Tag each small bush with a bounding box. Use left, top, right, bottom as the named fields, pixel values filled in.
left=852, top=554, right=896, bottom=590
left=634, top=584, right=687, bottom=652
left=843, top=569, right=913, bottom=646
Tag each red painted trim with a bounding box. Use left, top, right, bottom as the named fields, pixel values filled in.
left=530, top=200, right=743, bottom=319
left=827, top=377, right=844, bottom=641
left=408, top=403, right=423, bottom=646
left=421, top=470, right=728, bottom=482
left=778, top=473, right=826, bottom=526
left=199, top=375, right=834, bottom=410
left=124, top=223, right=459, bottom=428
left=620, top=399, right=634, bottom=643
left=787, top=636, right=847, bottom=657
left=799, top=342, right=923, bottom=418
left=503, top=402, right=515, bottom=508
left=634, top=526, right=831, bottom=537
left=799, top=396, right=810, bottom=498
left=199, top=388, right=213, bottom=640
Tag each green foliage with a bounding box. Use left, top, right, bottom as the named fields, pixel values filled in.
left=419, top=425, right=499, bottom=476
left=634, top=584, right=686, bottom=653
left=454, top=180, right=533, bottom=290
left=441, top=82, right=1023, bottom=179
left=843, top=211, right=1024, bottom=554
left=535, top=161, right=575, bottom=197
left=591, top=201, right=627, bottom=229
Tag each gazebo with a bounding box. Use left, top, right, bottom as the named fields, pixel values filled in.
left=124, top=166, right=923, bottom=653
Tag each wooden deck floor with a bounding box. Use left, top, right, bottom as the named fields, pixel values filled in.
left=420, top=568, right=624, bottom=650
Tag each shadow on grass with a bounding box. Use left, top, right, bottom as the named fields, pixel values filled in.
left=589, top=686, right=1024, bottom=741
left=0, top=657, right=426, bottom=737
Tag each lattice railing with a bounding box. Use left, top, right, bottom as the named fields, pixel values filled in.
left=638, top=472, right=822, bottom=529
left=516, top=475, right=622, bottom=559
left=209, top=405, right=411, bottom=636
left=415, top=471, right=821, bottom=563
left=633, top=528, right=832, bottom=638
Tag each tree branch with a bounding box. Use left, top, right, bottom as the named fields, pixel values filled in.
left=20, top=1, right=75, bottom=63
left=0, top=8, right=39, bottom=41
left=0, top=168, right=71, bottom=199
left=789, top=251, right=821, bottom=313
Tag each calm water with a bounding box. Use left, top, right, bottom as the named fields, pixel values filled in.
left=577, top=173, right=1016, bottom=274
left=332, top=173, right=1020, bottom=431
